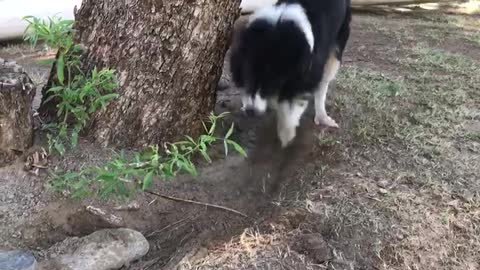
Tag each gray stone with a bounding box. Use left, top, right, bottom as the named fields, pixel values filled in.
left=39, top=228, right=149, bottom=270
left=0, top=250, right=37, bottom=270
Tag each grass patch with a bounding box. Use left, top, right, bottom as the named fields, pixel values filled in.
left=409, top=45, right=480, bottom=77
left=337, top=45, right=479, bottom=159
left=317, top=15, right=480, bottom=270
left=335, top=67, right=406, bottom=144
left=465, top=132, right=480, bottom=142
left=465, top=32, right=480, bottom=47
left=403, top=46, right=479, bottom=144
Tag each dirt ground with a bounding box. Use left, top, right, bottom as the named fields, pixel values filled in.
left=1, top=11, right=479, bottom=270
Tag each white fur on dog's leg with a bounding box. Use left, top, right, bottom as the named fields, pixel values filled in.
left=278, top=125, right=296, bottom=147
left=277, top=100, right=308, bottom=147
left=314, top=82, right=338, bottom=127
left=315, top=114, right=339, bottom=128
left=314, top=51, right=340, bottom=128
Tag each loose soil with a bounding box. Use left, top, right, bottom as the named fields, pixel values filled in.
left=1, top=11, right=479, bottom=270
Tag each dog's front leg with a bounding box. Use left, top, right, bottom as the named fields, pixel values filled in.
left=277, top=99, right=308, bottom=147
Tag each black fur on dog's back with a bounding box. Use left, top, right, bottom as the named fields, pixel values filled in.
left=231, top=18, right=312, bottom=100
left=230, top=0, right=351, bottom=102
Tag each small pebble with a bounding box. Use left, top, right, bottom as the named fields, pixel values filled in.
left=378, top=188, right=389, bottom=195
left=377, top=180, right=389, bottom=188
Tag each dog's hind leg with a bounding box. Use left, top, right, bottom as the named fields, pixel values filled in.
left=314, top=50, right=340, bottom=128
left=277, top=99, right=308, bottom=147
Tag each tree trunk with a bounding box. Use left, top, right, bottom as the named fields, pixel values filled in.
left=0, top=59, right=35, bottom=165
left=71, top=0, right=241, bottom=148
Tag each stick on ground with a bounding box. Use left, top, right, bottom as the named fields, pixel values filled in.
left=144, top=190, right=249, bottom=218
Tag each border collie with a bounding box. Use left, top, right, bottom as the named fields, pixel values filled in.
left=230, top=0, right=351, bottom=147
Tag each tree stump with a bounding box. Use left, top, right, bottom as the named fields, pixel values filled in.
left=0, top=58, right=35, bottom=166
left=64, top=0, right=241, bottom=148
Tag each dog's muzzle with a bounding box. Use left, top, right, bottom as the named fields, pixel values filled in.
left=241, top=93, right=267, bottom=117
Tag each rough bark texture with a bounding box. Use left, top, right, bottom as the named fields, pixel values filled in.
left=0, top=59, right=35, bottom=165
left=73, top=0, right=241, bottom=148
left=38, top=50, right=61, bottom=121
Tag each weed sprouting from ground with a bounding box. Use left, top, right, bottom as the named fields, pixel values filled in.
left=23, top=16, right=119, bottom=155
left=50, top=112, right=247, bottom=199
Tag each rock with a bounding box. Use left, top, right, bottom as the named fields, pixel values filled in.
left=377, top=180, right=389, bottom=188
left=378, top=188, right=389, bottom=195
left=0, top=250, right=37, bottom=270
left=291, top=233, right=331, bottom=263
left=39, top=228, right=149, bottom=270
left=64, top=207, right=124, bottom=236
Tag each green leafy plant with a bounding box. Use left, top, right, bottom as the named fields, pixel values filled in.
left=23, top=15, right=79, bottom=81
left=51, top=112, right=247, bottom=199
left=23, top=15, right=74, bottom=49
left=24, top=15, right=119, bottom=155
left=43, top=68, right=119, bottom=155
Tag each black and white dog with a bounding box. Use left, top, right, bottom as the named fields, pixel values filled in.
left=230, top=0, right=351, bottom=147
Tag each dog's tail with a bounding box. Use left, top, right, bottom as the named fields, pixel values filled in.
left=237, top=16, right=313, bottom=97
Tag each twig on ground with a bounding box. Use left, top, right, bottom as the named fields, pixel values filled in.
left=114, top=201, right=140, bottom=211
left=142, top=257, right=162, bottom=270
left=144, top=190, right=249, bottom=218
left=32, top=164, right=48, bottom=169
left=146, top=215, right=194, bottom=238
left=86, top=205, right=125, bottom=227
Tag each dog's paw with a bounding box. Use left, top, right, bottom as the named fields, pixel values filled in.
left=278, top=126, right=296, bottom=148
left=315, top=114, right=339, bottom=128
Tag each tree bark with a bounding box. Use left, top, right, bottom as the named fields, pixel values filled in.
left=38, top=50, right=61, bottom=122
left=0, top=59, right=35, bottom=165
left=72, top=0, right=241, bottom=148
